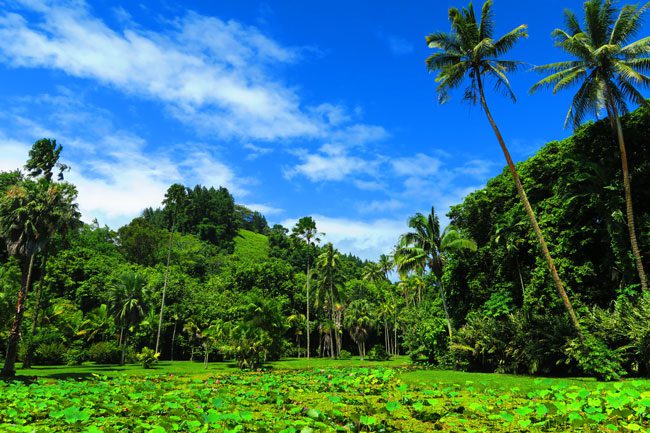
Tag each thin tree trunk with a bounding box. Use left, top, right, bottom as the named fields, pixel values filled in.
left=476, top=73, right=581, bottom=336
left=156, top=221, right=175, bottom=355
left=120, top=331, right=128, bottom=365
left=394, top=314, right=398, bottom=356
left=170, top=320, right=177, bottom=361
left=2, top=254, right=36, bottom=377
left=438, top=281, right=453, bottom=338
left=606, top=101, right=648, bottom=292
left=306, top=244, right=311, bottom=359
left=22, top=254, right=47, bottom=369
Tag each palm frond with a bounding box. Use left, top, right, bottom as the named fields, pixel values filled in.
left=617, top=76, right=650, bottom=107
left=493, top=24, right=528, bottom=56
left=426, top=31, right=461, bottom=51
left=563, top=8, right=583, bottom=35
left=626, top=58, right=650, bottom=73
left=530, top=65, right=585, bottom=93
left=621, top=36, right=650, bottom=58
left=478, top=0, right=494, bottom=40
left=485, top=62, right=517, bottom=101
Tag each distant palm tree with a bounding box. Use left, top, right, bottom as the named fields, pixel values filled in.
left=395, top=207, right=476, bottom=337
left=111, top=270, right=148, bottom=365
left=531, top=0, right=650, bottom=292
left=316, top=242, right=341, bottom=357
left=291, top=216, right=322, bottom=359
left=425, top=0, right=582, bottom=334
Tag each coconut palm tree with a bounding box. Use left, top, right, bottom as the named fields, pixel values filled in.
left=394, top=207, right=476, bottom=337
left=425, top=0, right=581, bottom=334
left=531, top=0, right=650, bottom=292
left=291, top=216, right=322, bottom=359
left=0, top=176, right=79, bottom=377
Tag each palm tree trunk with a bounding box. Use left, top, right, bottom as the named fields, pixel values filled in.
left=1, top=254, right=36, bottom=377
left=606, top=100, right=648, bottom=292
left=516, top=257, right=525, bottom=301
left=156, top=221, right=175, bottom=355
left=476, top=73, right=581, bottom=335
left=306, top=244, right=311, bottom=359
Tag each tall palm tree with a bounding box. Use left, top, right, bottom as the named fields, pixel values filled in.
left=316, top=242, right=342, bottom=357
left=291, top=216, right=322, bottom=359
left=425, top=0, right=581, bottom=334
left=394, top=207, right=476, bottom=337
left=0, top=177, right=79, bottom=377
left=531, top=0, right=650, bottom=292
left=155, top=183, right=187, bottom=356
left=110, top=270, right=148, bottom=365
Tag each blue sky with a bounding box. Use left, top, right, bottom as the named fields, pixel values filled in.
left=0, top=0, right=647, bottom=260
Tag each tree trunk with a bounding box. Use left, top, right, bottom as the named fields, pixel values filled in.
left=436, top=279, right=453, bottom=338
left=120, top=331, right=128, bottom=366
left=606, top=100, right=648, bottom=292
left=156, top=221, right=175, bottom=355
left=170, top=320, right=177, bottom=361
left=22, top=254, right=47, bottom=369
left=476, top=72, right=581, bottom=336
left=2, top=254, right=36, bottom=377
left=306, top=244, right=311, bottom=359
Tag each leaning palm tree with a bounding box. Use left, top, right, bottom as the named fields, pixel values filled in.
left=394, top=207, right=476, bottom=337
left=425, top=0, right=581, bottom=333
left=531, top=0, right=650, bottom=292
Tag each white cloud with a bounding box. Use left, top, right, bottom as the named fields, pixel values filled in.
left=391, top=153, right=442, bottom=177
left=356, top=199, right=404, bottom=214
left=0, top=2, right=322, bottom=141
left=243, top=143, right=273, bottom=160
left=243, top=203, right=284, bottom=216
left=282, top=215, right=405, bottom=261
left=285, top=144, right=377, bottom=182
left=0, top=135, right=29, bottom=173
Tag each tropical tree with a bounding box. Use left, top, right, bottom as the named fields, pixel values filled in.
left=531, top=0, right=650, bottom=291
left=344, top=299, right=375, bottom=359
left=155, top=183, right=187, bottom=355
left=110, top=270, right=148, bottom=365
left=291, top=216, right=321, bottom=359
left=394, top=207, right=476, bottom=337
left=425, top=0, right=582, bottom=334
left=0, top=141, right=79, bottom=377
left=316, top=242, right=342, bottom=357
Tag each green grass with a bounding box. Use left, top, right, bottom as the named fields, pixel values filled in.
left=14, top=356, right=411, bottom=379
left=233, top=229, right=269, bottom=261
left=398, top=369, right=639, bottom=394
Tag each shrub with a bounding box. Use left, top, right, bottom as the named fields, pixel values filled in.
left=88, top=341, right=122, bottom=364
left=221, top=323, right=272, bottom=370
left=65, top=341, right=87, bottom=366
left=367, top=345, right=391, bottom=361
left=338, top=349, right=352, bottom=360
left=401, top=302, right=449, bottom=364
left=34, top=342, right=67, bottom=365
left=564, top=334, right=625, bottom=381
left=137, top=347, right=159, bottom=369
